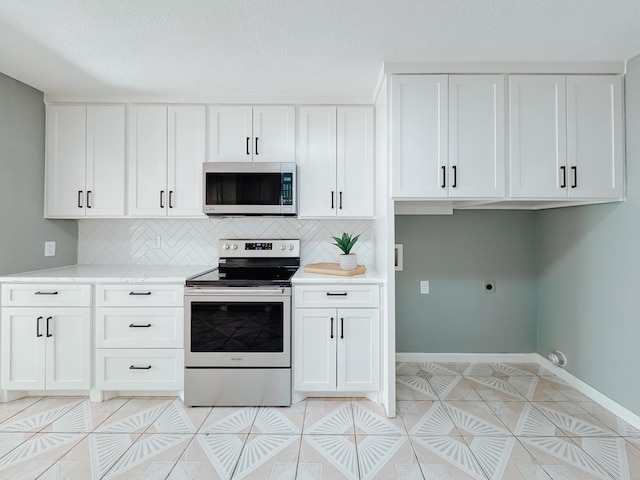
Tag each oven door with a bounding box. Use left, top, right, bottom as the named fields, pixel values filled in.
left=184, top=288, right=291, bottom=368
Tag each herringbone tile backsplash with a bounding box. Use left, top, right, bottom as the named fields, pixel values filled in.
left=78, top=218, right=373, bottom=266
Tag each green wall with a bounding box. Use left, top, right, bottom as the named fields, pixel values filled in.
left=395, top=210, right=537, bottom=353
left=537, top=54, right=640, bottom=413
left=0, top=73, right=77, bottom=274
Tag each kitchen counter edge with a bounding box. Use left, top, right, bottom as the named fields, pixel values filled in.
left=0, top=265, right=210, bottom=284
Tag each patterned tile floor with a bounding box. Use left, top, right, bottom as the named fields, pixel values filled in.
left=0, top=362, right=639, bottom=479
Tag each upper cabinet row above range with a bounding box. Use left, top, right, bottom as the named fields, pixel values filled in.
left=45, top=105, right=374, bottom=219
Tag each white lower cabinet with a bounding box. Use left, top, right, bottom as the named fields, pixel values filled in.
left=94, top=283, right=184, bottom=391
left=1, top=307, right=91, bottom=390
left=294, top=285, right=380, bottom=393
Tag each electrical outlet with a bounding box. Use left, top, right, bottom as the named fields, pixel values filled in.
left=44, top=241, right=56, bottom=257
left=152, top=236, right=161, bottom=249
left=420, top=280, right=430, bottom=294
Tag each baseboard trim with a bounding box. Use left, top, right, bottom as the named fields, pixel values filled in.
left=396, top=352, right=640, bottom=431
left=396, top=352, right=540, bottom=363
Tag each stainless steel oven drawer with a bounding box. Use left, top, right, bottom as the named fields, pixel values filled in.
left=184, top=368, right=291, bottom=407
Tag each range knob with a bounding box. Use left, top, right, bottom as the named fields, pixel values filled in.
left=222, top=243, right=230, bottom=251
left=280, top=244, right=287, bottom=251
left=231, top=243, right=238, bottom=250
left=288, top=243, right=295, bottom=251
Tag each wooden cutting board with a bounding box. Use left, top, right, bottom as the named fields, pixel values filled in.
left=304, top=262, right=366, bottom=276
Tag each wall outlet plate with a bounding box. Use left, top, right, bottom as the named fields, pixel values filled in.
left=44, top=241, right=56, bottom=257
left=420, top=280, right=430, bottom=294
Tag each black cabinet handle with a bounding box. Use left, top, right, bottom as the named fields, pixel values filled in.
left=339, top=192, right=343, bottom=210
left=160, top=190, right=165, bottom=208
left=36, top=316, right=43, bottom=338
left=571, top=166, right=578, bottom=188
left=129, top=323, right=152, bottom=328
left=340, top=317, right=344, bottom=339
left=77, top=190, right=83, bottom=208
left=255, top=137, right=259, bottom=156
left=326, top=292, right=348, bottom=296
left=129, top=365, right=152, bottom=370
left=129, top=291, right=152, bottom=296
left=246, top=137, right=251, bottom=155
left=46, top=316, right=52, bottom=337
left=560, top=166, right=567, bottom=188
left=330, top=317, right=334, bottom=339
left=331, top=191, right=335, bottom=209
left=452, top=166, right=457, bottom=188
left=169, top=191, right=174, bottom=208
left=87, top=191, right=92, bottom=208
left=35, top=291, right=58, bottom=295
left=441, top=166, right=446, bottom=188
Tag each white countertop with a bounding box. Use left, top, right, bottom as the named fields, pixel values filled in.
left=0, top=265, right=211, bottom=284
left=292, top=266, right=384, bottom=284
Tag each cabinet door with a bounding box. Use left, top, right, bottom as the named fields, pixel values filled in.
left=45, top=308, right=91, bottom=390
left=168, top=106, right=206, bottom=216
left=253, top=106, right=296, bottom=162
left=509, top=76, right=567, bottom=198
left=45, top=105, right=87, bottom=217
left=86, top=105, right=126, bottom=216
left=1, top=308, right=46, bottom=390
left=294, top=308, right=336, bottom=391
left=297, top=107, right=338, bottom=217
left=337, top=107, right=374, bottom=217
left=567, top=75, right=624, bottom=199
left=128, top=106, right=168, bottom=216
left=336, top=308, right=380, bottom=391
left=449, top=75, right=505, bottom=198
left=208, top=106, right=253, bottom=162
left=391, top=75, right=448, bottom=198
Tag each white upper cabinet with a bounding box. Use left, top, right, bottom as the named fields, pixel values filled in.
left=509, top=75, right=624, bottom=199
left=391, top=75, right=448, bottom=198
left=509, top=75, right=567, bottom=198
left=208, top=106, right=295, bottom=162
left=128, top=105, right=205, bottom=217
left=448, top=75, right=505, bottom=198
left=298, top=106, right=374, bottom=217
left=46, top=105, right=125, bottom=217
left=566, top=75, right=624, bottom=199
left=391, top=75, right=505, bottom=199
left=168, top=106, right=206, bottom=216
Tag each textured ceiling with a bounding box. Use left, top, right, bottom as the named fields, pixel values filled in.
left=0, top=0, right=639, bottom=100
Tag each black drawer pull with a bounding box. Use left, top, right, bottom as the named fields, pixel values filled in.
left=46, top=316, right=53, bottom=337
left=326, top=292, right=348, bottom=296
left=35, top=291, right=58, bottom=295
left=330, top=317, right=334, bottom=339
left=129, top=323, right=152, bottom=328
left=129, top=292, right=152, bottom=296
left=36, top=316, right=43, bottom=338
left=129, top=365, right=152, bottom=370
left=341, top=317, right=344, bottom=339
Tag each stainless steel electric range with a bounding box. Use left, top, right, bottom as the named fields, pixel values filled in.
left=183, top=239, right=300, bottom=407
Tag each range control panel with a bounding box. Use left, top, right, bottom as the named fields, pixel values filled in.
left=218, top=239, right=300, bottom=258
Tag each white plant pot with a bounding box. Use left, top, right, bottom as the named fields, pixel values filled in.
left=339, top=253, right=357, bottom=270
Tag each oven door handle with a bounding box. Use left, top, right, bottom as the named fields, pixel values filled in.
left=186, top=288, right=287, bottom=296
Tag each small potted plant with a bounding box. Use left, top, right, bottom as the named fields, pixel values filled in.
left=332, top=232, right=360, bottom=270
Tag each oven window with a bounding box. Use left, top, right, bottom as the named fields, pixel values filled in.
left=191, top=302, right=284, bottom=352
left=205, top=173, right=282, bottom=205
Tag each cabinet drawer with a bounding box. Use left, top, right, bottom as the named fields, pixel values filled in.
left=96, top=349, right=183, bottom=390
left=294, top=285, right=379, bottom=308
left=95, top=307, right=184, bottom=348
left=95, top=284, right=183, bottom=307
left=1, top=284, right=91, bottom=307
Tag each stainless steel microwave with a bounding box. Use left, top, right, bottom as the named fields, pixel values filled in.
left=203, top=162, right=297, bottom=216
